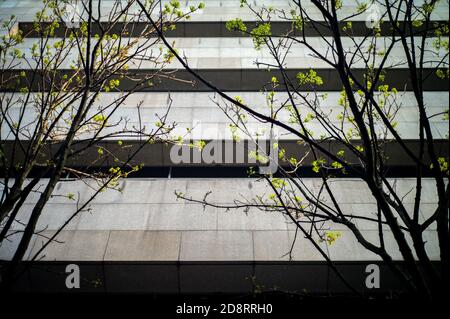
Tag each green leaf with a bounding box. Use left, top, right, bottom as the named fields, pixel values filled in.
left=226, top=18, right=247, bottom=34
left=250, top=23, right=271, bottom=50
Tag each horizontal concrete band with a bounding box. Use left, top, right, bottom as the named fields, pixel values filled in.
left=1, top=178, right=441, bottom=273
left=3, top=91, right=447, bottom=110
left=3, top=260, right=421, bottom=294
left=4, top=91, right=446, bottom=107
left=4, top=0, right=448, bottom=23
left=2, top=69, right=448, bottom=92
left=8, top=37, right=447, bottom=70
left=2, top=139, right=448, bottom=177
left=4, top=229, right=441, bottom=261
left=0, top=176, right=442, bottom=231
left=3, top=91, right=447, bottom=141
left=18, top=20, right=449, bottom=38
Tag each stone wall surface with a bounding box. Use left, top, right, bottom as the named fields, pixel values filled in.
left=0, top=178, right=444, bottom=262
left=0, top=0, right=448, bottom=288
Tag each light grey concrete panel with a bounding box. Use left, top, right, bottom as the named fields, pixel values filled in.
left=213, top=179, right=272, bottom=203
left=342, top=203, right=380, bottom=230
left=76, top=204, right=151, bottom=230
left=253, top=230, right=326, bottom=261
left=36, top=204, right=82, bottom=231
left=217, top=208, right=289, bottom=231
left=326, top=230, right=383, bottom=261
left=422, top=231, right=441, bottom=260
left=179, top=230, right=253, bottom=260
left=393, top=178, right=442, bottom=203
left=0, top=232, right=37, bottom=261
left=325, top=230, right=441, bottom=261
left=79, top=179, right=163, bottom=204
left=420, top=203, right=438, bottom=230
left=104, top=230, right=181, bottom=261
left=28, top=230, right=110, bottom=261
left=431, top=122, right=449, bottom=139
left=284, top=203, right=384, bottom=232
left=320, top=179, right=374, bottom=204
left=6, top=204, right=32, bottom=231
left=184, top=179, right=219, bottom=200
left=7, top=203, right=81, bottom=232
left=146, top=204, right=217, bottom=230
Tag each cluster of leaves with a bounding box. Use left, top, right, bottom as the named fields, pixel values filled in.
left=250, top=23, right=271, bottom=50
left=226, top=18, right=271, bottom=50
left=297, top=69, right=324, bottom=86
left=162, top=0, right=205, bottom=30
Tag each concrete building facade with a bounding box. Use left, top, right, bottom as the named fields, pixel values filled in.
left=0, top=0, right=448, bottom=294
